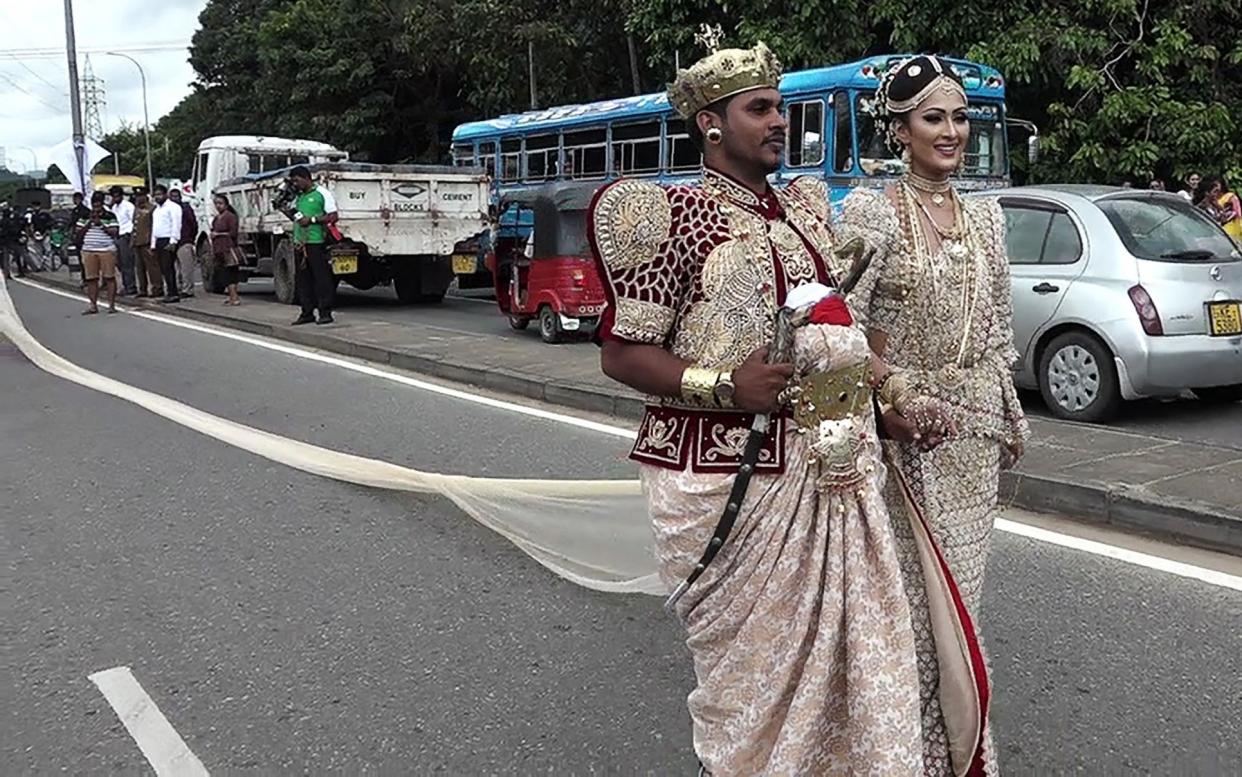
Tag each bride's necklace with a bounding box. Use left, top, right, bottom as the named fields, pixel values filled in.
left=904, top=170, right=953, bottom=206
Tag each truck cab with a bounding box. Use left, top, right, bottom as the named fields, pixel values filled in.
left=188, top=135, right=348, bottom=227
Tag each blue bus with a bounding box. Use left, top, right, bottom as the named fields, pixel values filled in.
left=451, top=54, right=1015, bottom=212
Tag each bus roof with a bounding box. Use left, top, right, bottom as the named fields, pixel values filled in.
left=453, top=54, right=1005, bottom=142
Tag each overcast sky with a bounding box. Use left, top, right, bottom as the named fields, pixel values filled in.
left=0, top=1, right=206, bottom=175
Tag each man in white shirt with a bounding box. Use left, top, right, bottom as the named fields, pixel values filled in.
left=108, top=186, right=137, bottom=295
left=150, top=184, right=184, bottom=302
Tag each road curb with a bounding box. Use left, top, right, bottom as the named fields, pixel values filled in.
left=22, top=274, right=1241, bottom=556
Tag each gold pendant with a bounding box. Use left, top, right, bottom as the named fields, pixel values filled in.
left=931, top=193, right=946, bottom=206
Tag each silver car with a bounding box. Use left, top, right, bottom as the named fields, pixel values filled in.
left=981, top=185, right=1242, bottom=422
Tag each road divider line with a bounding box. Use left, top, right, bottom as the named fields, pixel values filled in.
left=14, top=278, right=635, bottom=439
left=88, top=666, right=210, bottom=776
left=996, top=518, right=1241, bottom=591
left=11, top=278, right=1242, bottom=591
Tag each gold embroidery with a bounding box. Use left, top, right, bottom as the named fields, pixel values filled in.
left=702, top=423, right=749, bottom=461
left=592, top=180, right=673, bottom=271
left=641, top=417, right=680, bottom=456
left=769, top=221, right=817, bottom=286
left=613, top=298, right=676, bottom=343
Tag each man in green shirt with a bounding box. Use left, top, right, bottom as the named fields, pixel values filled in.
left=286, top=166, right=339, bottom=325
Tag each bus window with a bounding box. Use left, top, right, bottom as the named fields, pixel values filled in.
left=831, top=92, right=853, bottom=174
left=611, top=121, right=661, bottom=176
left=451, top=143, right=475, bottom=167
left=964, top=104, right=1006, bottom=176
left=786, top=100, right=825, bottom=168
left=501, top=139, right=522, bottom=182
left=248, top=154, right=263, bottom=175
left=664, top=119, right=701, bottom=173
left=524, top=134, right=559, bottom=181
left=855, top=94, right=903, bottom=177
left=564, top=129, right=607, bottom=179
left=478, top=141, right=497, bottom=178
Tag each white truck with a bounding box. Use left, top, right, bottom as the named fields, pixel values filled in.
left=186, top=135, right=489, bottom=303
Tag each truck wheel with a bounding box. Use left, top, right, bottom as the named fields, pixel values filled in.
left=272, top=240, right=297, bottom=305
left=198, top=240, right=226, bottom=294
left=538, top=306, right=563, bottom=344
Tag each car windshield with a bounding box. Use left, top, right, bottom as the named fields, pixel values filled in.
left=854, top=95, right=1006, bottom=177
left=1097, top=195, right=1242, bottom=262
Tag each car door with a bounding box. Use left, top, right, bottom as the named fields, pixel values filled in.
left=1001, top=197, right=1088, bottom=372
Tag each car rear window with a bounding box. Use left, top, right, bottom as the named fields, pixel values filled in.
left=1097, top=195, right=1241, bottom=263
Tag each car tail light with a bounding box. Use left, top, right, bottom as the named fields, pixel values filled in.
left=571, top=269, right=585, bottom=287
left=1127, top=285, right=1163, bottom=336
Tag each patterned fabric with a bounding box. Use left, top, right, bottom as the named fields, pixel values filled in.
left=841, top=189, right=1029, bottom=446
left=643, top=323, right=923, bottom=776
left=841, top=187, right=1029, bottom=776
left=590, top=167, right=840, bottom=473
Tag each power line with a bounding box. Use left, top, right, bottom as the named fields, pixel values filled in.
left=0, top=71, right=63, bottom=113
left=0, top=42, right=191, bottom=59
left=3, top=54, right=64, bottom=94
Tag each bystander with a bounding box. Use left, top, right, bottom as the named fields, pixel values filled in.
left=150, top=185, right=182, bottom=303
left=168, top=188, right=199, bottom=297
left=131, top=188, right=161, bottom=297
left=24, top=202, right=54, bottom=272
left=108, top=186, right=138, bottom=296
left=74, top=191, right=120, bottom=315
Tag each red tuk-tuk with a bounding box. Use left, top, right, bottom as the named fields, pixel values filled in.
left=489, top=184, right=607, bottom=343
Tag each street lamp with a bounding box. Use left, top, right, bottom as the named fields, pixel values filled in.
left=105, top=51, right=154, bottom=189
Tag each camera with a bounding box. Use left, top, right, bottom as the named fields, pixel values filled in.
left=271, top=178, right=298, bottom=213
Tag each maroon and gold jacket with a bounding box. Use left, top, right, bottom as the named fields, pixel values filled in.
left=589, top=167, right=841, bottom=473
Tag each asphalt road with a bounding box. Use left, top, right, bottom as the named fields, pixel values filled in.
left=5, top=280, right=1241, bottom=774
left=239, top=277, right=1242, bottom=450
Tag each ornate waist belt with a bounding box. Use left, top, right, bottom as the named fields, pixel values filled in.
left=789, top=361, right=874, bottom=431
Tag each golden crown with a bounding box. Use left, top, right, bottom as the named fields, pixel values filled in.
left=667, top=41, right=783, bottom=119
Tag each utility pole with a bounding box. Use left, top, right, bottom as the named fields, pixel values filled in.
left=63, top=0, right=87, bottom=193
left=627, top=34, right=642, bottom=95
left=527, top=39, right=538, bottom=110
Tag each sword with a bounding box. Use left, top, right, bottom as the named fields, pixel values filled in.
left=663, top=238, right=876, bottom=613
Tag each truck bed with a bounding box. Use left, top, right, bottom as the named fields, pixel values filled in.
left=215, top=163, right=489, bottom=257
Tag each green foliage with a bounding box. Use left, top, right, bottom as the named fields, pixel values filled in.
left=161, top=0, right=1240, bottom=185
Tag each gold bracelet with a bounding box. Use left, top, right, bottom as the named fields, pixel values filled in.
left=680, top=366, right=721, bottom=406
left=878, top=372, right=914, bottom=414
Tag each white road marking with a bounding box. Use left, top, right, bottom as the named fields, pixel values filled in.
left=88, top=666, right=210, bottom=776
left=14, top=278, right=1242, bottom=591
left=16, top=278, right=632, bottom=439
left=996, top=518, right=1242, bottom=592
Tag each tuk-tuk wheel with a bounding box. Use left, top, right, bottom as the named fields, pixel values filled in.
left=538, top=306, right=562, bottom=344
left=508, top=315, right=530, bottom=331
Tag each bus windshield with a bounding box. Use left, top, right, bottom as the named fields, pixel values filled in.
left=854, top=95, right=1006, bottom=178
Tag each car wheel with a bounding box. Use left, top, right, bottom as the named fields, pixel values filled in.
left=538, top=306, right=562, bottom=344
left=508, top=315, right=530, bottom=330
left=1192, top=384, right=1242, bottom=403
left=1038, top=331, right=1121, bottom=422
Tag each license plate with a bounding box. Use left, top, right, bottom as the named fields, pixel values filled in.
left=451, top=254, right=476, bottom=275
left=1208, top=301, right=1241, bottom=336
left=331, top=255, right=358, bottom=275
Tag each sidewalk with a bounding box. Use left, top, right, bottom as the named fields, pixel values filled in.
left=25, top=270, right=1242, bottom=554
